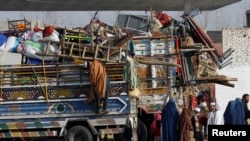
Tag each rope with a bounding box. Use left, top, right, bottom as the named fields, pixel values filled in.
left=25, top=56, right=49, bottom=102
left=41, top=57, right=49, bottom=102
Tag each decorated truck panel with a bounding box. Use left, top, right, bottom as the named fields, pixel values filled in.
left=0, top=62, right=137, bottom=140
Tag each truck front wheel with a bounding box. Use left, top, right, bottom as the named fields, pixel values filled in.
left=66, top=126, right=93, bottom=141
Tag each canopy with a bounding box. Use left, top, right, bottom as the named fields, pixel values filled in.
left=1, top=0, right=241, bottom=11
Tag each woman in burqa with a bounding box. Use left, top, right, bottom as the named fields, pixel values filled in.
left=177, top=107, right=193, bottom=141
left=224, top=98, right=245, bottom=125
left=162, top=98, right=179, bottom=141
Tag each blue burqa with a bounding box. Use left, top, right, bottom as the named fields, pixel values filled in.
left=162, top=98, right=179, bottom=141
left=224, top=98, right=245, bottom=125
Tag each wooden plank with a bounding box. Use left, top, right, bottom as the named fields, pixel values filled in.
left=136, top=58, right=180, bottom=67
left=140, top=87, right=168, bottom=95
left=197, top=75, right=238, bottom=81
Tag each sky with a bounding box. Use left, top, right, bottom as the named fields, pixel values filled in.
left=0, top=0, right=249, bottom=31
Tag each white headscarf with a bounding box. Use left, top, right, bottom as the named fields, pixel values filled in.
left=207, top=103, right=224, bottom=124
left=214, top=103, right=224, bottom=125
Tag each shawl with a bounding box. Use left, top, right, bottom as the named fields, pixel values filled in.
left=162, top=98, right=179, bottom=141
left=213, top=103, right=224, bottom=125
left=86, top=60, right=107, bottom=103
left=177, top=107, right=192, bottom=141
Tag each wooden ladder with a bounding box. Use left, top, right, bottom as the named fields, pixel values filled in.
left=37, top=39, right=127, bottom=64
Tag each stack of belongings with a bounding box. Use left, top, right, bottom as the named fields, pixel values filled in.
left=20, top=26, right=60, bottom=64
left=0, top=21, right=61, bottom=65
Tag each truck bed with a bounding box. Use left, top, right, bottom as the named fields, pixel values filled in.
left=0, top=63, right=133, bottom=139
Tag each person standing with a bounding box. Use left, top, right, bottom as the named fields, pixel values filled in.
left=198, top=102, right=209, bottom=139
left=85, top=60, right=110, bottom=114
left=242, top=94, right=250, bottom=124
left=191, top=107, right=204, bottom=141
left=177, top=107, right=192, bottom=141
left=206, top=102, right=224, bottom=140
left=150, top=113, right=162, bottom=141
left=224, top=98, right=245, bottom=125
left=207, top=102, right=224, bottom=125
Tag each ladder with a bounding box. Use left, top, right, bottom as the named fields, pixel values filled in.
left=37, top=37, right=127, bottom=64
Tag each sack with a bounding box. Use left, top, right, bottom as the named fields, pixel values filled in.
left=43, top=30, right=60, bottom=42
left=32, top=31, right=43, bottom=42
left=23, top=40, right=57, bottom=60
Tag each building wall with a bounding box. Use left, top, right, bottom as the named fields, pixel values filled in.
left=216, top=28, right=250, bottom=113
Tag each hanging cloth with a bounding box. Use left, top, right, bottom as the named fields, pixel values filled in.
left=177, top=107, right=192, bottom=141
left=85, top=60, right=107, bottom=103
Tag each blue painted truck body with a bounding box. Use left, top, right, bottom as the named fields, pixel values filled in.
left=0, top=63, right=138, bottom=140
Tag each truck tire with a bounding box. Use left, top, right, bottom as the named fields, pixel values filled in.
left=137, top=119, right=147, bottom=141
left=114, top=119, right=132, bottom=141
left=114, top=134, right=128, bottom=141
left=66, top=126, right=93, bottom=141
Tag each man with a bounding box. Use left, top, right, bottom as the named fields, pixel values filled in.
left=207, top=102, right=225, bottom=125
left=85, top=60, right=110, bottom=114
left=198, top=101, right=209, bottom=138
left=206, top=102, right=224, bottom=140
left=242, top=94, right=250, bottom=124
left=191, top=107, right=204, bottom=141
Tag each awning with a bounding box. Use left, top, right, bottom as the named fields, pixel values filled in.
left=0, top=0, right=242, bottom=11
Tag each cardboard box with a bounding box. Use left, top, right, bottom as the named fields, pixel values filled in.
left=0, top=52, right=22, bottom=65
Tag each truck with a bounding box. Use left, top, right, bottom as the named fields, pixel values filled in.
left=117, top=10, right=236, bottom=140
left=0, top=19, right=139, bottom=141
left=132, top=34, right=177, bottom=141
left=0, top=11, right=236, bottom=141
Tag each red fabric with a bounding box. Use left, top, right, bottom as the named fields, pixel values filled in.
left=150, top=113, right=161, bottom=137
left=156, top=12, right=171, bottom=26
left=33, top=27, right=43, bottom=32
left=43, top=26, right=54, bottom=37
left=200, top=114, right=208, bottom=125
left=191, top=95, right=197, bottom=110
